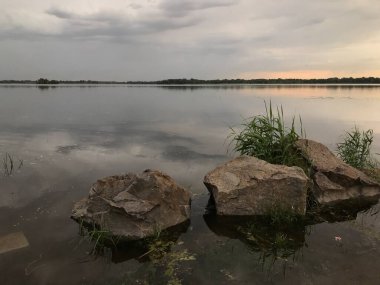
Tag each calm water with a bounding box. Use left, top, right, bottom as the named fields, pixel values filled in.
left=0, top=85, right=380, bottom=285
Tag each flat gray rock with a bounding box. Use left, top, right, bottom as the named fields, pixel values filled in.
left=204, top=156, right=310, bottom=215
left=0, top=232, right=29, bottom=255
left=72, top=169, right=191, bottom=240
left=296, top=139, right=380, bottom=205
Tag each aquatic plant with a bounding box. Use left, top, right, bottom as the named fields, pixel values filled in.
left=163, top=249, right=196, bottom=285
left=230, top=101, right=305, bottom=166
left=87, top=228, right=119, bottom=254
left=337, top=127, right=378, bottom=170
left=140, top=237, right=175, bottom=261
left=134, top=232, right=195, bottom=285
left=272, top=233, right=289, bottom=248
left=264, top=204, right=305, bottom=226
left=2, top=152, right=23, bottom=176
left=121, top=245, right=196, bottom=285
left=236, top=219, right=307, bottom=277
left=78, top=219, right=120, bottom=254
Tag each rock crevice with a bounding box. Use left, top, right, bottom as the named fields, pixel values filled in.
left=72, top=169, right=191, bottom=240
left=295, top=139, right=380, bottom=205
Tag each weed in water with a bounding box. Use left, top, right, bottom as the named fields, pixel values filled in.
left=138, top=226, right=174, bottom=261
left=272, top=233, right=289, bottom=249
left=229, top=101, right=305, bottom=166
left=137, top=232, right=196, bottom=285
left=78, top=220, right=119, bottom=254
left=164, top=249, right=196, bottom=285
left=237, top=220, right=306, bottom=277
left=2, top=152, right=23, bottom=176
left=88, top=228, right=119, bottom=253
left=121, top=246, right=195, bottom=285
left=264, top=204, right=305, bottom=226
left=144, top=238, right=175, bottom=261
left=337, top=127, right=378, bottom=170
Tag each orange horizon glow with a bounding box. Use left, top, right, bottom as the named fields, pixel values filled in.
left=239, top=70, right=380, bottom=80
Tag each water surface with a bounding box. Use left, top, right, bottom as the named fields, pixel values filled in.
left=0, top=85, right=380, bottom=284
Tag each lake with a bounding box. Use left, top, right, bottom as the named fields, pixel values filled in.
left=0, top=85, right=380, bottom=284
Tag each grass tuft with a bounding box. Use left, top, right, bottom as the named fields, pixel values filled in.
left=229, top=101, right=305, bottom=166
left=137, top=230, right=196, bottom=285
left=78, top=219, right=120, bottom=254
left=264, top=204, right=305, bottom=226
left=2, top=152, right=23, bottom=176
left=236, top=218, right=308, bottom=275
left=337, top=127, right=378, bottom=170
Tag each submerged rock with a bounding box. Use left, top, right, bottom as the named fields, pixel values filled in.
left=0, top=232, right=29, bottom=255
left=295, top=139, right=380, bottom=205
left=72, top=170, right=191, bottom=240
left=203, top=156, right=310, bottom=215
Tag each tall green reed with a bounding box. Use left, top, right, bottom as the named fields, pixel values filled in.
left=337, top=127, right=378, bottom=169
left=230, top=101, right=305, bottom=166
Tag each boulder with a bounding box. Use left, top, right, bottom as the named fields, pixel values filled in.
left=72, top=169, right=191, bottom=240
left=295, top=139, right=380, bottom=205
left=203, top=156, right=310, bottom=215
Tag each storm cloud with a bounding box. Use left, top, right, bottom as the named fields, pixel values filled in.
left=0, top=0, right=380, bottom=80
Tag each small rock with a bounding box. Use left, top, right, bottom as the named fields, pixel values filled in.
left=203, top=156, right=310, bottom=215
left=0, top=232, right=29, bottom=255
left=72, top=169, right=191, bottom=240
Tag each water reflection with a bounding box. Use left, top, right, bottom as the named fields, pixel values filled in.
left=110, top=220, right=191, bottom=263
left=204, top=214, right=307, bottom=273
left=203, top=195, right=379, bottom=276
left=310, top=198, right=380, bottom=223
left=0, top=126, right=227, bottom=209
left=152, top=84, right=380, bottom=92
left=1, top=85, right=380, bottom=284
left=36, top=85, right=59, bottom=91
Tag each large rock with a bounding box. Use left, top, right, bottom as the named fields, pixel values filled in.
left=203, top=156, right=310, bottom=215
left=72, top=169, right=191, bottom=240
left=295, top=139, right=380, bottom=205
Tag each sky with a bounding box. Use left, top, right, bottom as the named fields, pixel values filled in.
left=1, top=0, right=380, bottom=81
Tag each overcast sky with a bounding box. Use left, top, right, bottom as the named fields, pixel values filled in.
left=1, top=0, right=380, bottom=80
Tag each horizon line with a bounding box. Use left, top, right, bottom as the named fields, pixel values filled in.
left=2, top=76, right=380, bottom=83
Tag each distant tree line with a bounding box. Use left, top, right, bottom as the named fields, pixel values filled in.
left=57, top=80, right=128, bottom=84
left=36, top=78, right=60, bottom=84
left=0, top=79, right=127, bottom=84
left=127, top=77, right=380, bottom=85
left=0, top=80, right=35, bottom=84
left=1, top=77, right=380, bottom=85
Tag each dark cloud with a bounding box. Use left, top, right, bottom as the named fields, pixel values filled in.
left=56, top=144, right=83, bottom=154
left=46, top=7, right=74, bottom=20
left=45, top=7, right=200, bottom=40
left=159, top=0, right=236, bottom=17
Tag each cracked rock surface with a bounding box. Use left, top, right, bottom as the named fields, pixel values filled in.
left=72, top=169, right=191, bottom=240
left=296, top=139, right=380, bottom=205
left=204, top=156, right=310, bottom=215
